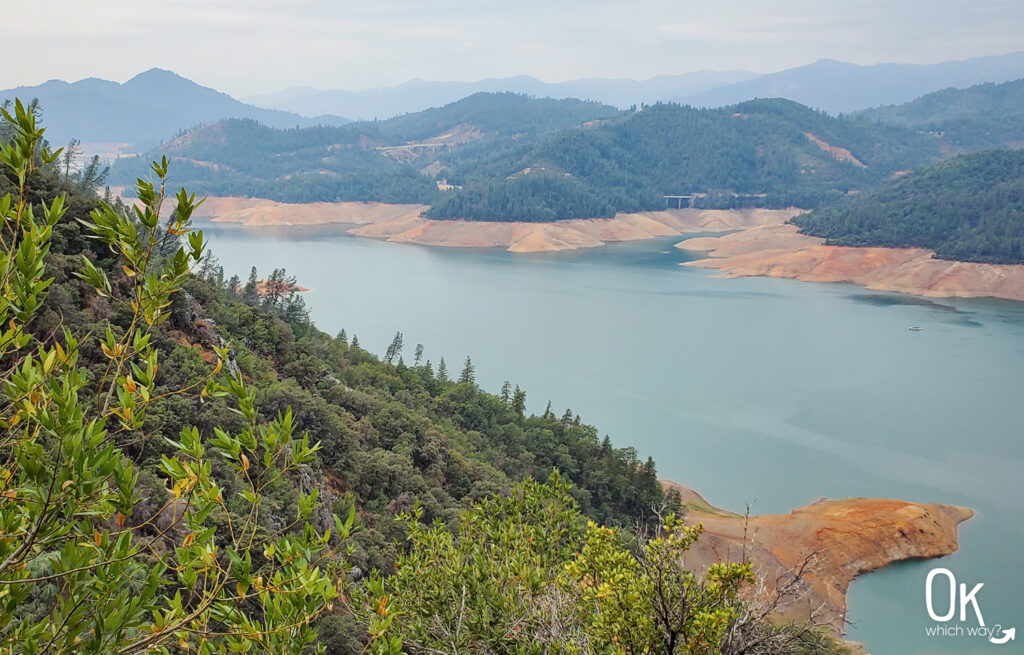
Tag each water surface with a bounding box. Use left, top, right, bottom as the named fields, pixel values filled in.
left=204, top=224, right=1024, bottom=654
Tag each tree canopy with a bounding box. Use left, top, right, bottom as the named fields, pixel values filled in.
left=795, top=148, right=1024, bottom=264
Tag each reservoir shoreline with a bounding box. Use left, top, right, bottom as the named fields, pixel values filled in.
left=191, top=196, right=1024, bottom=303
left=662, top=480, right=973, bottom=649
left=200, top=223, right=1024, bottom=655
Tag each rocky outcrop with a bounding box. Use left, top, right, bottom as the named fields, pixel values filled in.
left=662, top=481, right=973, bottom=634
left=678, top=223, right=1024, bottom=303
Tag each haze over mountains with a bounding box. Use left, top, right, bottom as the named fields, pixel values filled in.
left=676, top=52, right=1024, bottom=114
left=249, top=51, right=1024, bottom=119
left=110, top=70, right=1024, bottom=232
left=242, top=70, right=759, bottom=121
left=0, top=68, right=349, bottom=151
left=5, top=51, right=1024, bottom=156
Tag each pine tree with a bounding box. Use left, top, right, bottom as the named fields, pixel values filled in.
left=242, top=266, right=259, bottom=305
left=459, top=356, right=475, bottom=384
left=338, top=329, right=348, bottom=345
left=500, top=380, right=512, bottom=403
left=414, top=343, right=424, bottom=366
left=511, top=385, right=526, bottom=417
left=351, top=334, right=361, bottom=350
left=384, top=331, right=404, bottom=365
left=437, top=357, right=448, bottom=382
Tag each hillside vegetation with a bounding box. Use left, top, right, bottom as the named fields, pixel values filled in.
left=112, top=94, right=942, bottom=217
left=856, top=77, right=1024, bottom=151
left=427, top=98, right=939, bottom=221
left=3, top=104, right=848, bottom=654
left=110, top=92, right=619, bottom=204
left=794, top=148, right=1024, bottom=264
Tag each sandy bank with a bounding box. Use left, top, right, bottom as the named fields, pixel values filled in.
left=190, top=196, right=801, bottom=252
left=191, top=197, right=429, bottom=227
left=661, top=480, right=972, bottom=639
left=350, top=207, right=801, bottom=252
left=677, top=224, right=1024, bottom=303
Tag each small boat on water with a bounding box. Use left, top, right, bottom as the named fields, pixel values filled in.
left=908, top=326, right=922, bottom=331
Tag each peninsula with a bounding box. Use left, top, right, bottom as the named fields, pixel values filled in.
left=663, top=481, right=972, bottom=642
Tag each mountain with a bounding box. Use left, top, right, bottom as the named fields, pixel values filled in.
left=0, top=68, right=350, bottom=151
left=109, top=92, right=621, bottom=203
left=855, top=78, right=1024, bottom=151
left=424, top=99, right=941, bottom=221
left=243, top=70, right=758, bottom=119
left=794, top=148, right=1024, bottom=264
left=113, top=93, right=943, bottom=217
left=676, top=51, right=1024, bottom=114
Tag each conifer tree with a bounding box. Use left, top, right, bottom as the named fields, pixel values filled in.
left=242, top=265, right=259, bottom=304
left=384, top=331, right=404, bottom=365
left=459, top=356, right=476, bottom=384
left=511, top=385, right=527, bottom=417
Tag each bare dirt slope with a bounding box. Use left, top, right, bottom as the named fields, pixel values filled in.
left=677, top=224, right=1024, bottom=302
left=189, top=196, right=800, bottom=252
left=661, top=481, right=971, bottom=637
left=348, top=207, right=801, bottom=252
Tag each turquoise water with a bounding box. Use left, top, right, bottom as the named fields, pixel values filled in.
left=203, top=224, right=1024, bottom=654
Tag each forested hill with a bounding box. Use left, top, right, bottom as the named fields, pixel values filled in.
left=794, top=148, right=1024, bottom=264
left=3, top=99, right=849, bottom=652
left=109, top=92, right=619, bottom=203
left=112, top=94, right=942, bottom=216
left=426, top=99, right=940, bottom=221
left=7, top=146, right=668, bottom=579
left=855, top=77, right=1024, bottom=151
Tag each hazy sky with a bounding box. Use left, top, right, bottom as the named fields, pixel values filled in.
left=4, top=0, right=1023, bottom=97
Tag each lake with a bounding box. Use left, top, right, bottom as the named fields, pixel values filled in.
left=204, top=223, right=1024, bottom=655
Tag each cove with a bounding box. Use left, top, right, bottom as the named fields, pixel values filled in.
left=203, top=223, right=1024, bottom=654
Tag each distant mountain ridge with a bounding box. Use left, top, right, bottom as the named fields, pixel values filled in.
left=243, top=51, right=1024, bottom=119
left=0, top=68, right=350, bottom=151
left=10, top=51, right=1024, bottom=152
left=109, top=92, right=621, bottom=204
left=677, top=51, right=1024, bottom=114
left=112, top=93, right=943, bottom=218
left=243, top=70, right=758, bottom=120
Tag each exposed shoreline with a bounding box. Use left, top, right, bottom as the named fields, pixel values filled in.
left=190, top=196, right=801, bottom=253
left=192, top=196, right=1024, bottom=303
left=661, top=480, right=972, bottom=649
left=677, top=223, right=1024, bottom=303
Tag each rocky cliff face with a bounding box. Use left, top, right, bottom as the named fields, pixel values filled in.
left=662, top=481, right=973, bottom=636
